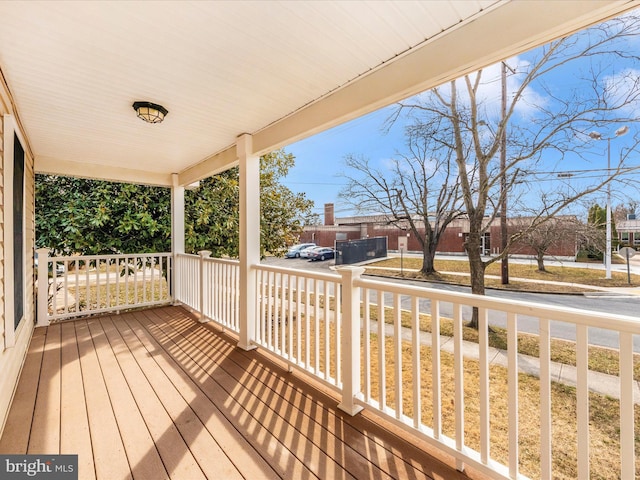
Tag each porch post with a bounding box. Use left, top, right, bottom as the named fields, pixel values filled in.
left=171, top=173, right=185, bottom=304
left=36, top=247, right=50, bottom=327
left=337, top=266, right=365, bottom=416
left=237, top=133, right=259, bottom=351
left=198, top=250, right=211, bottom=323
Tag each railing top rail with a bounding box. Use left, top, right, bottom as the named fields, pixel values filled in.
left=49, top=252, right=172, bottom=262
left=175, top=253, right=239, bottom=266
left=356, top=276, right=640, bottom=333
left=253, top=262, right=340, bottom=282
left=202, top=257, right=239, bottom=266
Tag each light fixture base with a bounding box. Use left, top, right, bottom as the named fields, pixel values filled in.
left=132, top=101, right=168, bottom=124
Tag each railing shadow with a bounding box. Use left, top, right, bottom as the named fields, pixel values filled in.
left=123, top=306, right=466, bottom=479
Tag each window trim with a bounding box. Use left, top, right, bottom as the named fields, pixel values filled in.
left=3, top=114, right=28, bottom=349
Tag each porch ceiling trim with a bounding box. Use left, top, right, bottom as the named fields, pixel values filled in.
left=177, top=0, right=638, bottom=187
left=176, top=145, right=238, bottom=189
left=36, top=156, right=173, bottom=187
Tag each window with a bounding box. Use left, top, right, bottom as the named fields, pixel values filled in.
left=3, top=115, right=27, bottom=348
left=621, top=232, right=629, bottom=242
left=13, top=133, right=24, bottom=329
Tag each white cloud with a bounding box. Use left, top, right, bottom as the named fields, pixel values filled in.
left=418, top=56, right=549, bottom=122
left=604, top=68, right=640, bottom=117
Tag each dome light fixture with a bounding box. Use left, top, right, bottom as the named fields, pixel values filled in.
left=132, top=101, right=168, bottom=124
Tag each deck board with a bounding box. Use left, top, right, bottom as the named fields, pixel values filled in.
left=60, top=322, right=94, bottom=479
left=139, top=309, right=323, bottom=480
left=75, top=320, right=132, bottom=480
left=118, top=313, right=279, bottom=480
left=100, top=316, right=208, bottom=480
left=154, top=309, right=433, bottom=480
left=0, top=306, right=476, bottom=480
left=86, top=318, right=168, bottom=480
left=0, top=328, right=46, bottom=453
left=145, top=309, right=407, bottom=480
left=28, top=324, right=61, bottom=454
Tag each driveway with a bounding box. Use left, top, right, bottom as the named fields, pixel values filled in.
left=262, top=255, right=337, bottom=272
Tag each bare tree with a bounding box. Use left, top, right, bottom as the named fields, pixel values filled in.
left=511, top=216, right=580, bottom=272
left=613, top=201, right=638, bottom=224
left=303, top=212, right=322, bottom=226
left=391, top=13, right=640, bottom=326
left=577, top=214, right=607, bottom=260
left=339, top=128, right=464, bottom=275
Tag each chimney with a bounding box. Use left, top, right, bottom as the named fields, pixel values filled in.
left=324, top=203, right=335, bottom=226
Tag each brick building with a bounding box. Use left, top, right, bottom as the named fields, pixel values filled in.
left=299, top=204, right=579, bottom=259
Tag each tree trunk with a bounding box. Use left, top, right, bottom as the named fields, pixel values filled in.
left=536, top=252, right=546, bottom=272
left=420, top=242, right=436, bottom=275
left=465, top=232, right=486, bottom=329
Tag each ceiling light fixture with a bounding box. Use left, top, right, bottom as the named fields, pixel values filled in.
left=132, top=101, right=168, bottom=124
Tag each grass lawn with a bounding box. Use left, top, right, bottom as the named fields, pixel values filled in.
left=275, top=313, right=639, bottom=479
left=366, top=257, right=640, bottom=292
left=372, top=333, right=639, bottom=479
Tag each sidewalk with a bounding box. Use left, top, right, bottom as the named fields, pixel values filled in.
left=371, top=318, right=640, bottom=404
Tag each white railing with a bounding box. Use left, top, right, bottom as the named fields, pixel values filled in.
left=349, top=271, right=639, bottom=480
left=253, top=264, right=343, bottom=392
left=175, top=252, right=240, bottom=332
left=243, top=265, right=638, bottom=480
left=175, top=252, right=200, bottom=311
left=36, top=248, right=172, bottom=324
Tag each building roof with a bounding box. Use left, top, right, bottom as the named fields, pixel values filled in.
left=618, top=219, right=640, bottom=232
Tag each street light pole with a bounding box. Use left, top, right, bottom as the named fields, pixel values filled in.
left=589, top=125, right=628, bottom=280
left=606, top=137, right=612, bottom=279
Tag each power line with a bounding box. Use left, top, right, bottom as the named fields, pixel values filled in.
left=285, top=181, right=348, bottom=186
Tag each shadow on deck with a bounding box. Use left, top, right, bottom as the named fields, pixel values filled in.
left=0, top=305, right=481, bottom=480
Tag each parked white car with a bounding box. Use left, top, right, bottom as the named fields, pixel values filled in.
left=300, top=246, right=320, bottom=259
left=285, top=243, right=316, bottom=258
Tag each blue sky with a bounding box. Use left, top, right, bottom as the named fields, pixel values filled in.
left=282, top=11, right=640, bottom=221
left=284, top=106, right=405, bottom=217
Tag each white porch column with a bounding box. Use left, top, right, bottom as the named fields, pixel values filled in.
left=171, top=173, right=185, bottom=304
left=337, top=266, right=365, bottom=416
left=237, top=134, right=259, bottom=351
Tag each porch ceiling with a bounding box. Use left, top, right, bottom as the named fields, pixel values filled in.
left=0, top=1, right=636, bottom=187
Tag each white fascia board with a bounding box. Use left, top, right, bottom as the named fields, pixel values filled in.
left=178, top=144, right=238, bottom=186
left=251, top=0, right=638, bottom=155
left=35, top=156, right=173, bottom=187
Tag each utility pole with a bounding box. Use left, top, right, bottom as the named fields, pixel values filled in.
left=588, top=125, right=628, bottom=279
left=500, top=61, right=515, bottom=284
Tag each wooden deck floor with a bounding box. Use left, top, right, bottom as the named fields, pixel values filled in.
left=0, top=306, right=476, bottom=480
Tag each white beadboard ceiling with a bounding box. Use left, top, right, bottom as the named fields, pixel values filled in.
left=0, top=0, right=637, bottom=186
